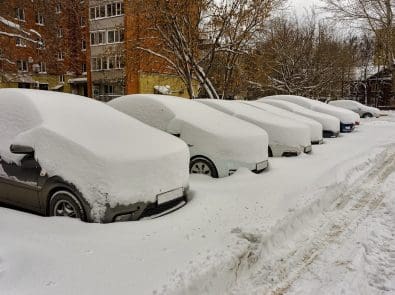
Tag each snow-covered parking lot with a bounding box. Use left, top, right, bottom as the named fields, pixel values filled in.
left=1, top=114, right=395, bottom=295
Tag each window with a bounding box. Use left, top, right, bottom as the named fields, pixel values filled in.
left=17, top=60, right=28, bottom=72
left=116, top=2, right=124, bottom=15
left=82, top=63, right=87, bottom=73
left=57, top=51, right=65, bottom=61
left=35, top=13, right=44, bottom=25
left=80, top=16, right=86, bottom=27
left=91, top=57, right=102, bottom=71
left=55, top=3, right=62, bottom=13
left=115, top=55, right=124, bottom=69
left=90, top=31, right=106, bottom=45
left=39, top=62, right=46, bottom=73
left=82, top=39, right=86, bottom=50
left=107, top=3, right=116, bottom=17
left=59, top=75, right=65, bottom=83
left=15, top=8, right=25, bottom=21
left=57, top=27, right=63, bottom=38
left=107, top=29, right=124, bottom=43
left=90, top=5, right=106, bottom=19
left=90, top=2, right=124, bottom=19
left=104, top=85, right=114, bottom=94
left=16, top=37, right=27, bottom=47
left=91, top=56, right=124, bottom=71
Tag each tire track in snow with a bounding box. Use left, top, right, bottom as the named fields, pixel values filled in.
left=230, top=144, right=395, bottom=294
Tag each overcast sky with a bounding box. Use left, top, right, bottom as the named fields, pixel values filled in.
left=288, top=0, right=321, bottom=16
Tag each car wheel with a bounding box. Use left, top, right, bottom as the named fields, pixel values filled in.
left=362, top=113, right=373, bottom=118
left=190, top=157, right=218, bottom=178
left=49, top=190, right=86, bottom=221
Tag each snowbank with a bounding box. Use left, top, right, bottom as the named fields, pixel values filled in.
left=260, top=98, right=340, bottom=133
left=197, top=99, right=311, bottom=156
left=0, top=89, right=190, bottom=220
left=264, top=95, right=356, bottom=124
left=1, top=114, right=395, bottom=294
left=109, top=95, right=269, bottom=175
left=244, top=101, right=323, bottom=143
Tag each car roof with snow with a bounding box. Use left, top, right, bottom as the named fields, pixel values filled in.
left=264, top=95, right=356, bottom=123
left=197, top=99, right=308, bottom=129
left=0, top=89, right=184, bottom=162
left=108, top=94, right=267, bottom=138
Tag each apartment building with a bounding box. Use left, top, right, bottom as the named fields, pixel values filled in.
left=0, top=0, right=88, bottom=95
left=88, top=0, right=193, bottom=101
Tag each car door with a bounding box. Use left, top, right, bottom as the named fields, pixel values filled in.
left=0, top=155, right=41, bottom=210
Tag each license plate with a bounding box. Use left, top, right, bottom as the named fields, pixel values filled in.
left=157, top=188, right=184, bottom=205
left=256, top=160, right=268, bottom=170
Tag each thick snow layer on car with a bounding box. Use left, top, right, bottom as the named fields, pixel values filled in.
left=109, top=94, right=269, bottom=165
left=1, top=114, right=395, bottom=295
left=259, top=98, right=340, bottom=133
left=197, top=99, right=311, bottom=155
left=265, top=95, right=356, bottom=124
left=244, top=101, right=323, bottom=143
left=0, top=89, right=189, bottom=220
left=329, top=100, right=380, bottom=118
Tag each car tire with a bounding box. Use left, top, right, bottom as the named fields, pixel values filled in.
left=49, top=190, right=86, bottom=221
left=189, top=157, right=218, bottom=178
left=362, top=113, right=373, bottom=118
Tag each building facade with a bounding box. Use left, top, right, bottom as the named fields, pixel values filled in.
left=0, top=0, right=88, bottom=95
left=88, top=0, right=193, bottom=101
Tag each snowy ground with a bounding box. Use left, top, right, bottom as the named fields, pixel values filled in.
left=1, top=113, right=395, bottom=295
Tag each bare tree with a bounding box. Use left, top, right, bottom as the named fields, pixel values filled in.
left=323, top=0, right=395, bottom=68
left=128, top=0, right=282, bottom=99
left=245, top=15, right=360, bottom=99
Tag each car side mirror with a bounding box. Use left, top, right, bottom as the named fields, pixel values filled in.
left=21, top=156, right=40, bottom=169
left=10, top=144, right=35, bottom=155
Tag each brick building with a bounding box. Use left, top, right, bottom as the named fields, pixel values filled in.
left=88, top=0, right=194, bottom=101
left=0, top=0, right=88, bottom=95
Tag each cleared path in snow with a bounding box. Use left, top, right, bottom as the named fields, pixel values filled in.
left=286, top=171, right=395, bottom=294
left=230, top=144, right=395, bottom=294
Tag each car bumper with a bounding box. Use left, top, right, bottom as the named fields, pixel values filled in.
left=340, top=122, right=355, bottom=133
left=311, top=139, right=324, bottom=145
left=304, top=145, right=312, bottom=153
left=100, top=187, right=188, bottom=223
left=228, top=159, right=269, bottom=175
left=323, top=130, right=339, bottom=138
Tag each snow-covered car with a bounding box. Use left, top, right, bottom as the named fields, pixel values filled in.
left=197, top=99, right=312, bottom=157
left=264, top=95, right=356, bottom=133
left=258, top=99, right=340, bottom=138
left=108, top=94, right=269, bottom=178
left=328, top=99, right=381, bottom=118
left=244, top=101, right=323, bottom=144
left=0, top=89, right=190, bottom=223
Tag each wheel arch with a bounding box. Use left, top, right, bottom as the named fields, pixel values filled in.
left=41, top=178, right=88, bottom=218
left=189, top=155, right=219, bottom=178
